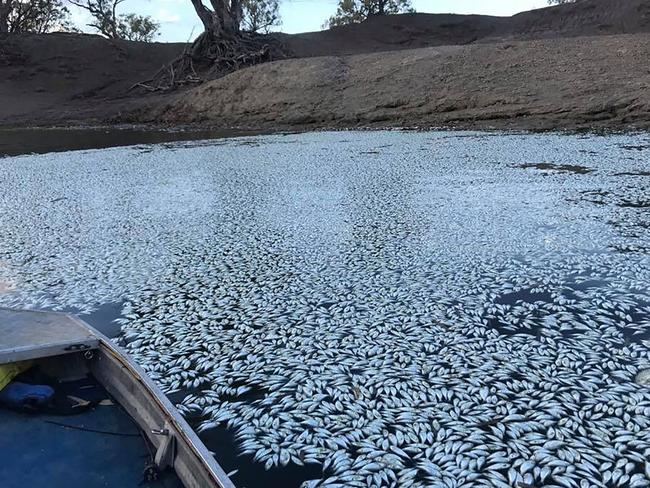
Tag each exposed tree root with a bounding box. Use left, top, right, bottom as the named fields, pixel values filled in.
left=133, top=32, right=286, bottom=92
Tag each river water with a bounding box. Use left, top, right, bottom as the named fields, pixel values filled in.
left=1, top=130, right=649, bottom=487
left=0, top=127, right=259, bottom=158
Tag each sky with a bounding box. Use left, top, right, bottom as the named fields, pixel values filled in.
left=68, top=0, right=549, bottom=42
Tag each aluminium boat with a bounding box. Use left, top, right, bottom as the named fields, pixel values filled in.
left=0, top=307, right=235, bottom=488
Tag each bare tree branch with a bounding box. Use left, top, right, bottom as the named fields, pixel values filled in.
left=189, top=0, right=213, bottom=31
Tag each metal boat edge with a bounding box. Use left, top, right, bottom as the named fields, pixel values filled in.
left=0, top=308, right=235, bottom=488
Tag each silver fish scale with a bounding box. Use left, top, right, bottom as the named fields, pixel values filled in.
left=1, top=131, right=650, bottom=487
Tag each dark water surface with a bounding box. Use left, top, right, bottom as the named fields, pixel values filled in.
left=0, top=127, right=264, bottom=158
left=78, top=301, right=124, bottom=338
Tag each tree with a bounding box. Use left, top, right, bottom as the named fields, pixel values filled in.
left=68, top=0, right=159, bottom=41
left=0, top=0, right=13, bottom=32
left=188, top=0, right=280, bottom=37
left=185, top=0, right=282, bottom=64
left=242, top=0, right=279, bottom=34
left=135, top=0, right=284, bottom=91
left=0, top=0, right=73, bottom=34
left=326, top=0, right=414, bottom=28
left=69, top=0, right=122, bottom=38
left=188, top=0, right=244, bottom=40
left=118, top=12, right=159, bottom=41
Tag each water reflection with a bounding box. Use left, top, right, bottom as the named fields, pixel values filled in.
left=0, top=127, right=265, bottom=157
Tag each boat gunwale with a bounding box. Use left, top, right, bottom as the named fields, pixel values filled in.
left=90, top=326, right=236, bottom=488
left=0, top=307, right=235, bottom=488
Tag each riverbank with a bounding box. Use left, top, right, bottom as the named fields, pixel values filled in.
left=1, top=0, right=649, bottom=132
left=156, top=33, right=650, bottom=132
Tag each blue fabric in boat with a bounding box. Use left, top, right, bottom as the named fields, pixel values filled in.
left=0, top=377, right=183, bottom=488
left=0, top=382, right=55, bottom=408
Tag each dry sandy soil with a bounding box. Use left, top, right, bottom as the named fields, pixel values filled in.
left=158, top=33, right=650, bottom=131
left=0, top=33, right=184, bottom=126
left=1, top=0, right=649, bottom=131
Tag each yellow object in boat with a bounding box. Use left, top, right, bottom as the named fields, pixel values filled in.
left=0, top=361, right=32, bottom=391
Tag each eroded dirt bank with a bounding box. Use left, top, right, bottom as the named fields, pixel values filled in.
left=1, top=0, right=649, bottom=132
left=155, top=33, right=650, bottom=132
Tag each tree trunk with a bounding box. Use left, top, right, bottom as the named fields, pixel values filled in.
left=190, top=0, right=242, bottom=40
left=190, top=0, right=213, bottom=31
left=137, top=0, right=280, bottom=91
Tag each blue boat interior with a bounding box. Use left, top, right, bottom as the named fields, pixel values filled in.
left=0, top=372, right=183, bottom=488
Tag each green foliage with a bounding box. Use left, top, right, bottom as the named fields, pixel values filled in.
left=326, top=0, right=414, bottom=28
left=69, top=0, right=159, bottom=41
left=118, top=12, right=159, bottom=42
left=242, top=0, right=280, bottom=33
left=0, top=0, right=74, bottom=33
